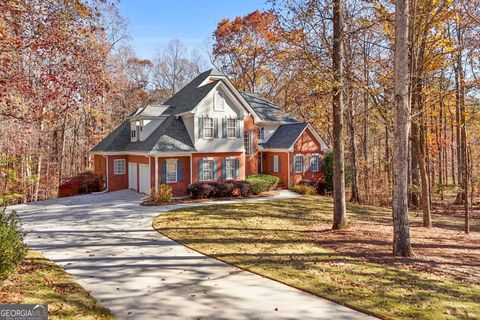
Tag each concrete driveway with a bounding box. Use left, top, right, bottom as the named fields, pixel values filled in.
left=13, top=190, right=375, bottom=320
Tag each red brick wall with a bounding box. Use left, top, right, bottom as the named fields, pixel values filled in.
left=157, top=156, right=190, bottom=197
left=192, top=152, right=244, bottom=183
left=244, top=115, right=258, bottom=175
left=290, top=128, right=324, bottom=184
left=93, top=155, right=107, bottom=191
left=261, top=152, right=289, bottom=186
left=107, top=155, right=128, bottom=191
left=260, top=128, right=324, bottom=187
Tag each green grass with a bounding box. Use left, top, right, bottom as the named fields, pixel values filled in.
left=153, top=196, right=480, bottom=320
left=0, top=251, right=115, bottom=320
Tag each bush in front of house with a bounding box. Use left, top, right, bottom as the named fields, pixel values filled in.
left=290, top=183, right=317, bottom=195
left=187, top=181, right=253, bottom=199
left=246, top=174, right=280, bottom=195
left=0, top=206, right=27, bottom=280
left=149, top=184, right=173, bottom=204
left=299, top=179, right=326, bottom=195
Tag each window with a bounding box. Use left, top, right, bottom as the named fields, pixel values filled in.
left=131, top=128, right=136, bottom=139
left=227, top=119, right=236, bottom=138
left=226, top=159, right=235, bottom=180
left=244, top=131, right=251, bottom=156
left=273, top=155, right=279, bottom=172
left=166, top=159, right=177, bottom=183
left=113, top=159, right=126, bottom=175
left=214, top=91, right=225, bottom=111
left=258, top=127, right=265, bottom=140
left=294, top=155, right=303, bottom=173
left=311, top=155, right=319, bottom=172
left=202, top=160, right=213, bottom=181
left=204, top=118, right=214, bottom=139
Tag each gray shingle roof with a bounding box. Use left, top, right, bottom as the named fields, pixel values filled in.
left=240, top=92, right=299, bottom=123
left=261, top=123, right=308, bottom=149
left=91, top=70, right=220, bottom=153
left=91, top=69, right=307, bottom=154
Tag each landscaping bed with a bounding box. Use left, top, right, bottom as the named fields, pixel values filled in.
left=153, top=195, right=480, bottom=320
left=142, top=190, right=280, bottom=206
left=0, top=251, right=114, bottom=320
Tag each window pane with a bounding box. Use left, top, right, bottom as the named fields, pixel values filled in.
left=244, top=132, right=250, bottom=156
left=227, top=119, right=236, bottom=138
left=203, top=161, right=212, bottom=180
left=114, top=160, right=125, bottom=174
left=226, top=159, right=235, bottom=179
left=294, top=156, right=302, bottom=173
left=166, top=160, right=177, bottom=182
left=204, top=118, right=214, bottom=138
left=273, top=155, right=279, bottom=172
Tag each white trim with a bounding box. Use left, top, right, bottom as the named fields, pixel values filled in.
left=104, top=155, right=109, bottom=191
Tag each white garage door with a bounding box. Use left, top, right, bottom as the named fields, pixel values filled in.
left=139, top=164, right=151, bottom=194
left=128, top=162, right=137, bottom=190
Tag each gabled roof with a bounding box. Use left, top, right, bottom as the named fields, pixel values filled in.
left=240, top=92, right=299, bottom=123
left=261, top=123, right=308, bottom=149
left=90, top=105, right=195, bottom=153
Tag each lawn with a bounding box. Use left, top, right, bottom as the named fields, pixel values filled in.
left=153, top=195, right=480, bottom=320
left=0, top=251, right=115, bottom=320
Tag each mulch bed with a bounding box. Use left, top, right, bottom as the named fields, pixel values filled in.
left=141, top=190, right=280, bottom=206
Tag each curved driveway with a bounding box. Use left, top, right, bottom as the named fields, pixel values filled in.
left=13, top=190, right=375, bottom=320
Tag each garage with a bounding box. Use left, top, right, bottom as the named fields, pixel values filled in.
left=128, top=162, right=137, bottom=190
left=139, top=164, right=151, bottom=194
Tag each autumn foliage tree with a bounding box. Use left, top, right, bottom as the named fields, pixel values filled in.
left=213, top=10, right=286, bottom=96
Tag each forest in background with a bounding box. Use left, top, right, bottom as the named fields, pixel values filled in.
left=1, top=0, right=480, bottom=228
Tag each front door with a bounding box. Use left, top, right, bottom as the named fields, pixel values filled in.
left=257, top=154, right=262, bottom=173
left=139, top=164, right=151, bottom=194
left=128, top=162, right=138, bottom=190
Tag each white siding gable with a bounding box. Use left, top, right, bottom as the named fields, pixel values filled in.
left=191, top=84, right=247, bottom=152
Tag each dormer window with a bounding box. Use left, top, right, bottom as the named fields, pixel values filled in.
left=258, top=127, right=265, bottom=140
left=130, top=120, right=143, bottom=142
left=214, top=91, right=225, bottom=111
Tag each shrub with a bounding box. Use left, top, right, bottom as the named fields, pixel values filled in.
left=246, top=174, right=280, bottom=195
left=0, top=206, right=27, bottom=280
left=187, top=181, right=253, bottom=199
left=323, top=152, right=352, bottom=193
left=149, top=184, right=173, bottom=204
left=290, top=184, right=316, bottom=195
left=58, top=171, right=101, bottom=198
left=299, top=179, right=326, bottom=195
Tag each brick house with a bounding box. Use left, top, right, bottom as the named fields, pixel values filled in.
left=91, top=69, right=328, bottom=196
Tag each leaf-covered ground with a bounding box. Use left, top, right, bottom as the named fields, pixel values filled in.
left=153, top=195, right=480, bottom=320
left=0, top=251, right=114, bottom=320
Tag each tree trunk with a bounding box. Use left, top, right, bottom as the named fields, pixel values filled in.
left=392, top=0, right=414, bottom=257
left=332, top=0, right=347, bottom=229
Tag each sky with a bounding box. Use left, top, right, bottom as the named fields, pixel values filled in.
left=118, top=0, right=267, bottom=61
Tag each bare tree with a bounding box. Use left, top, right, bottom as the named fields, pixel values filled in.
left=392, top=0, right=414, bottom=257
left=152, top=39, right=206, bottom=101
left=332, top=0, right=347, bottom=229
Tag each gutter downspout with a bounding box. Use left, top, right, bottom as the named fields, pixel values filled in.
left=189, top=154, right=193, bottom=184
left=94, top=155, right=109, bottom=194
